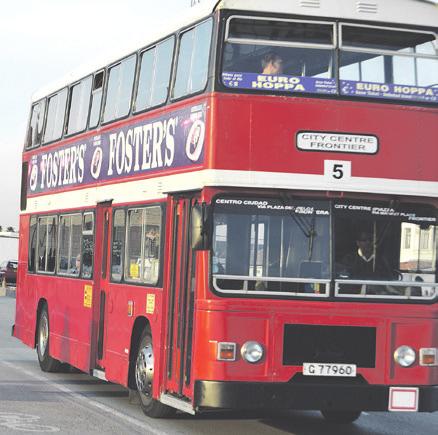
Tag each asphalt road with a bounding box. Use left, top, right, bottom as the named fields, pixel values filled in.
left=1, top=296, right=437, bottom=434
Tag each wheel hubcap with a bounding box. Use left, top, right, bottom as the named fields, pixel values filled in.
left=135, top=343, right=154, bottom=397
left=38, top=314, right=48, bottom=356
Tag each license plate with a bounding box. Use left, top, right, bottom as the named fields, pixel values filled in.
left=302, top=363, right=357, bottom=377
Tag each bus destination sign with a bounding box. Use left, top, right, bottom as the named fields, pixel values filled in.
left=297, top=132, right=379, bottom=154
left=28, top=104, right=206, bottom=195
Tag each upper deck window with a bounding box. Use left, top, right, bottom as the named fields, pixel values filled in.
left=26, top=99, right=46, bottom=149
left=135, top=37, right=174, bottom=113
left=173, top=18, right=213, bottom=99
left=89, top=71, right=104, bottom=129
left=222, top=17, right=336, bottom=96
left=66, top=76, right=92, bottom=136
left=221, top=17, right=438, bottom=104
left=43, top=88, right=68, bottom=144
left=339, top=25, right=438, bottom=99
left=228, top=17, right=334, bottom=45
left=103, top=55, right=136, bottom=123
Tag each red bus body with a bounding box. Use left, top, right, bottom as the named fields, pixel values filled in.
left=13, top=1, right=438, bottom=419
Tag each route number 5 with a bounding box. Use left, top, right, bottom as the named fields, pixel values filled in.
left=324, top=160, right=351, bottom=181
left=332, top=164, right=344, bottom=179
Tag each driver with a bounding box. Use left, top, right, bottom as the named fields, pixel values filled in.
left=341, top=231, right=393, bottom=281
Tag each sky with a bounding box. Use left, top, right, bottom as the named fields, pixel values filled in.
left=0, top=0, right=196, bottom=232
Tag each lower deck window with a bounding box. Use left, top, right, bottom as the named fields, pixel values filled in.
left=124, top=206, right=162, bottom=285
left=36, top=216, right=57, bottom=273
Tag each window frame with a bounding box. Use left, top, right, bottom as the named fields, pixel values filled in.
left=57, top=212, right=83, bottom=277
left=110, top=208, right=126, bottom=283
left=101, top=53, right=138, bottom=126
left=339, top=23, right=438, bottom=60
left=42, top=87, right=69, bottom=146
left=210, top=194, right=333, bottom=299
left=87, top=69, right=106, bottom=130
left=133, top=35, right=176, bottom=115
left=210, top=195, right=438, bottom=304
left=28, top=216, right=38, bottom=273
left=224, top=15, right=337, bottom=50
left=217, top=11, right=438, bottom=105
left=36, top=215, right=58, bottom=275
left=28, top=210, right=95, bottom=279
left=65, top=75, right=93, bottom=138
left=26, top=98, right=47, bottom=150
left=110, top=203, right=166, bottom=288
left=171, top=17, right=215, bottom=102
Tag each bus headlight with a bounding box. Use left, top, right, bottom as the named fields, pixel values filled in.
left=241, top=341, right=264, bottom=364
left=394, top=346, right=416, bottom=367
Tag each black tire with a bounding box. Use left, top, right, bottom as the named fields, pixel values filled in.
left=135, top=329, right=175, bottom=418
left=321, top=410, right=362, bottom=424
left=36, top=306, right=61, bottom=373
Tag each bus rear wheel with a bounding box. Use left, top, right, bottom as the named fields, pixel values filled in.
left=36, top=306, right=61, bottom=372
left=321, top=410, right=362, bottom=424
left=135, top=330, right=174, bottom=418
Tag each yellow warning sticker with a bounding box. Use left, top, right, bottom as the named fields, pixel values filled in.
left=84, top=285, right=93, bottom=308
left=130, top=263, right=139, bottom=278
left=146, top=294, right=155, bottom=314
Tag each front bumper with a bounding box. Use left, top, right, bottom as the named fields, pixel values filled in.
left=194, top=381, right=438, bottom=412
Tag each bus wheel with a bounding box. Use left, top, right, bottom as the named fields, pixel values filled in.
left=135, top=330, right=174, bottom=418
left=36, top=306, right=61, bottom=372
left=321, top=410, right=362, bottom=424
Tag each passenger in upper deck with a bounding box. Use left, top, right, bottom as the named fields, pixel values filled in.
left=261, top=53, right=284, bottom=75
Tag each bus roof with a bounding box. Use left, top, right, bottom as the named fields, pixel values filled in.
left=215, top=0, right=438, bottom=27
left=32, top=0, right=438, bottom=102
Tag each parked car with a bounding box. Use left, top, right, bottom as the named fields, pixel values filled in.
left=0, top=260, right=18, bottom=284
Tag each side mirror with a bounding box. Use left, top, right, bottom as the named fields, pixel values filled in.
left=191, top=202, right=211, bottom=251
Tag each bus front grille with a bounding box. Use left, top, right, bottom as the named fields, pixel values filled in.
left=283, top=324, right=376, bottom=368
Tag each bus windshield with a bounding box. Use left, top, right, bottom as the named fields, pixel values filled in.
left=334, top=202, right=438, bottom=300
left=222, top=17, right=438, bottom=104
left=212, top=197, right=332, bottom=297
left=212, top=197, right=438, bottom=301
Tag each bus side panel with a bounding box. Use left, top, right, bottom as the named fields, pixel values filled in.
left=47, top=276, right=94, bottom=373
left=14, top=215, right=36, bottom=348
left=102, top=283, right=145, bottom=387
left=211, top=94, right=438, bottom=185
left=102, top=285, right=166, bottom=389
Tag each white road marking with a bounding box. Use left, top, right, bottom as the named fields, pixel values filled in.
left=0, top=360, right=169, bottom=435
left=0, top=411, right=60, bottom=433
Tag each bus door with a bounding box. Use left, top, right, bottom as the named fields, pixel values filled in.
left=166, top=195, right=198, bottom=398
left=89, top=201, right=112, bottom=372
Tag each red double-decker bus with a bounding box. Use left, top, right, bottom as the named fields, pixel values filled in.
left=14, top=0, right=438, bottom=423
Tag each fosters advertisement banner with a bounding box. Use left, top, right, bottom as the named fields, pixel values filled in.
left=28, top=104, right=206, bottom=195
